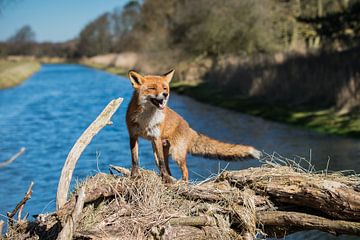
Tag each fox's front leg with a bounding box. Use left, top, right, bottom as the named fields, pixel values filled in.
left=152, top=138, right=173, bottom=183
left=152, top=140, right=172, bottom=176
left=130, top=136, right=140, bottom=177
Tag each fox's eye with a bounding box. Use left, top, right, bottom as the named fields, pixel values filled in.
left=163, top=87, right=167, bottom=90
left=148, top=87, right=156, bottom=90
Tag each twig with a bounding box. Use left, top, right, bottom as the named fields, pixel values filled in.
left=325, top=157, right=330, bottom=176
left=57, top=187, right=86, bottom=240
left=22, top=212, right=29, bottom=221
left=17, top=204, right=24, bottom=222
left=7, top=181, right=34, bottom=226
left=109, top=164, right=131, bottom=176
left=56, top=98, right=123, bottom=210
left=0, top=147, right=25, bottom=168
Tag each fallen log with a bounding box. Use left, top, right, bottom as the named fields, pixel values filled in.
left=219, top=166, right=360, bottom=221
left=258, top=211, right=360, bottom=237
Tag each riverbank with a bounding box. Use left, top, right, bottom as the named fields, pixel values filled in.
left=0, top=60, right=41, bottom=89
left=172, top=82, right=360, bottom=138
left=82, top=59, right=360, bottom=138
left=81, top=61, right=127, bottom=76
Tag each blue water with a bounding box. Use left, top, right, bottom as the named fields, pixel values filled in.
left=0, top=64, right=359, bottom=239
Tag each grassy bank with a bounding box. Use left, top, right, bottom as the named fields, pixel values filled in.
left=172, top=82, right=360, bottom=138
left=81, top=61, right=127, bottom=76
left=0, top=60, right=41, bottom=89
left=83, top=61, right=359, bottom=138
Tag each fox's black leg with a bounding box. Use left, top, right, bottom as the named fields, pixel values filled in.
left=130, top=136, right=140, bottom=177
left=152, top=138, right=173, bottom=183
left=162, top=140, right=172, bottom=176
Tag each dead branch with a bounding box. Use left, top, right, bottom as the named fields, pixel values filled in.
left=169, top=216, right=216, bottom=227
left=17, top=204, right=24, bottom=222
left=0, top=147, right=25, bottom=168
left=7, top=181, right=34, bottom=226
left=57, top=187, right=85, bottom=240
left=56, top=98, right=123, bottom=210
left=220, top=166, right=360, bottom=221
left=258, top=211, right=360, bottom=237
left=177, top=182, right=272, bottom=210
left=109, top=164, right=131, bottom=176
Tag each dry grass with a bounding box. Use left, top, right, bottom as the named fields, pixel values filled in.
left=0, top=60, right=41, bottom=89
left=73, top=170, right=200, bottom=239
left=5, top=153, right=360, bottom=239
left=71, top=157, right=359, bottom=239
left=260, top=151, right=360, bottom=186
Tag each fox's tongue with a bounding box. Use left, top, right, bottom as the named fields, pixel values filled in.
left=159, top=101, right=165, bottom=109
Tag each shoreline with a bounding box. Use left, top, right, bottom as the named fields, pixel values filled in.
left=0, top=60, right=41, bottom=89
left=172, top=82, right=360, bottom=138
left=78, top=62, right=360, bottom=138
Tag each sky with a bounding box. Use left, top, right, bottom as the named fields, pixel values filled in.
left=0, top=0, right=127, bottom=42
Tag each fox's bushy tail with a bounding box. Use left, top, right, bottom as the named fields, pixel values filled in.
left=188, top=131, right=262, bottom=160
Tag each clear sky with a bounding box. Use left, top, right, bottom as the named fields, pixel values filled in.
left=0, top=0, right=127, bottom=42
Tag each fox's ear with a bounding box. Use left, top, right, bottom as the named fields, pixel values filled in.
left=128, top=70, right=143, bottom=88
left=163, top=69, right=175, bottom=83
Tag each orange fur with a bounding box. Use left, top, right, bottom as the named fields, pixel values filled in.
left=126, top=70, right=262, bottom=183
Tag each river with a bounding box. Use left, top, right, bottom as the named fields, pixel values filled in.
left=0, top=64, right=359, bottom=239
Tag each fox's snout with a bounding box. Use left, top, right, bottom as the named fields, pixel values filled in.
left=149, top=93, right=168, bottom=109
left=150, top=92, right=168, bottom=101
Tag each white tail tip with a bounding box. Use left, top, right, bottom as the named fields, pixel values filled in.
left=250, top=148, right=263, bottom=159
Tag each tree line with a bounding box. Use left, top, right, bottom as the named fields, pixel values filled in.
left=76, top=0, right=360, bottom=57
left=0, top=0, right=359, bottom=58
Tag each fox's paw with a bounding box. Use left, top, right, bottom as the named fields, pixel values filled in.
left=131, top=168, right=141, bottom=179
left=249, top=148, right=262, bottom=159
left=162, top=174, right=175, bottom=184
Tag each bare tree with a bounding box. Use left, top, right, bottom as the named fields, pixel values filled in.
left=78, top=13, right=112, bottom=56
left=7, top=25, right=36, bottom=43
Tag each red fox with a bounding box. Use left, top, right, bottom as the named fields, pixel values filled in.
left=126, top=70, right=262, bottom=183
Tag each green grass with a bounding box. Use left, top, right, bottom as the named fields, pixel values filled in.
left=171, top=81, right=360, bottom=138
left=0, top=60, right=41, bottom=89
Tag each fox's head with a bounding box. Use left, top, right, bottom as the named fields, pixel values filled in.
left=128, top=69, right=174, bottom=110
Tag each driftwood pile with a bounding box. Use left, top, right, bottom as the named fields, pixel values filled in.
left=1, top=98, right=360, bottom=239
left=5, top=163, right=360, bottom=239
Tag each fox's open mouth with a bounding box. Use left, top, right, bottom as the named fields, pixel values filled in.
left=150, top=98, right=166, bottom=109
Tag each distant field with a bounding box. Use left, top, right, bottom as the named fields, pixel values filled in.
left=0, top=60, right=41, bottom=89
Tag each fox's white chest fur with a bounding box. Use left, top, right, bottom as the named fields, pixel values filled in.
left=132, top=104, right=164, bottom=139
